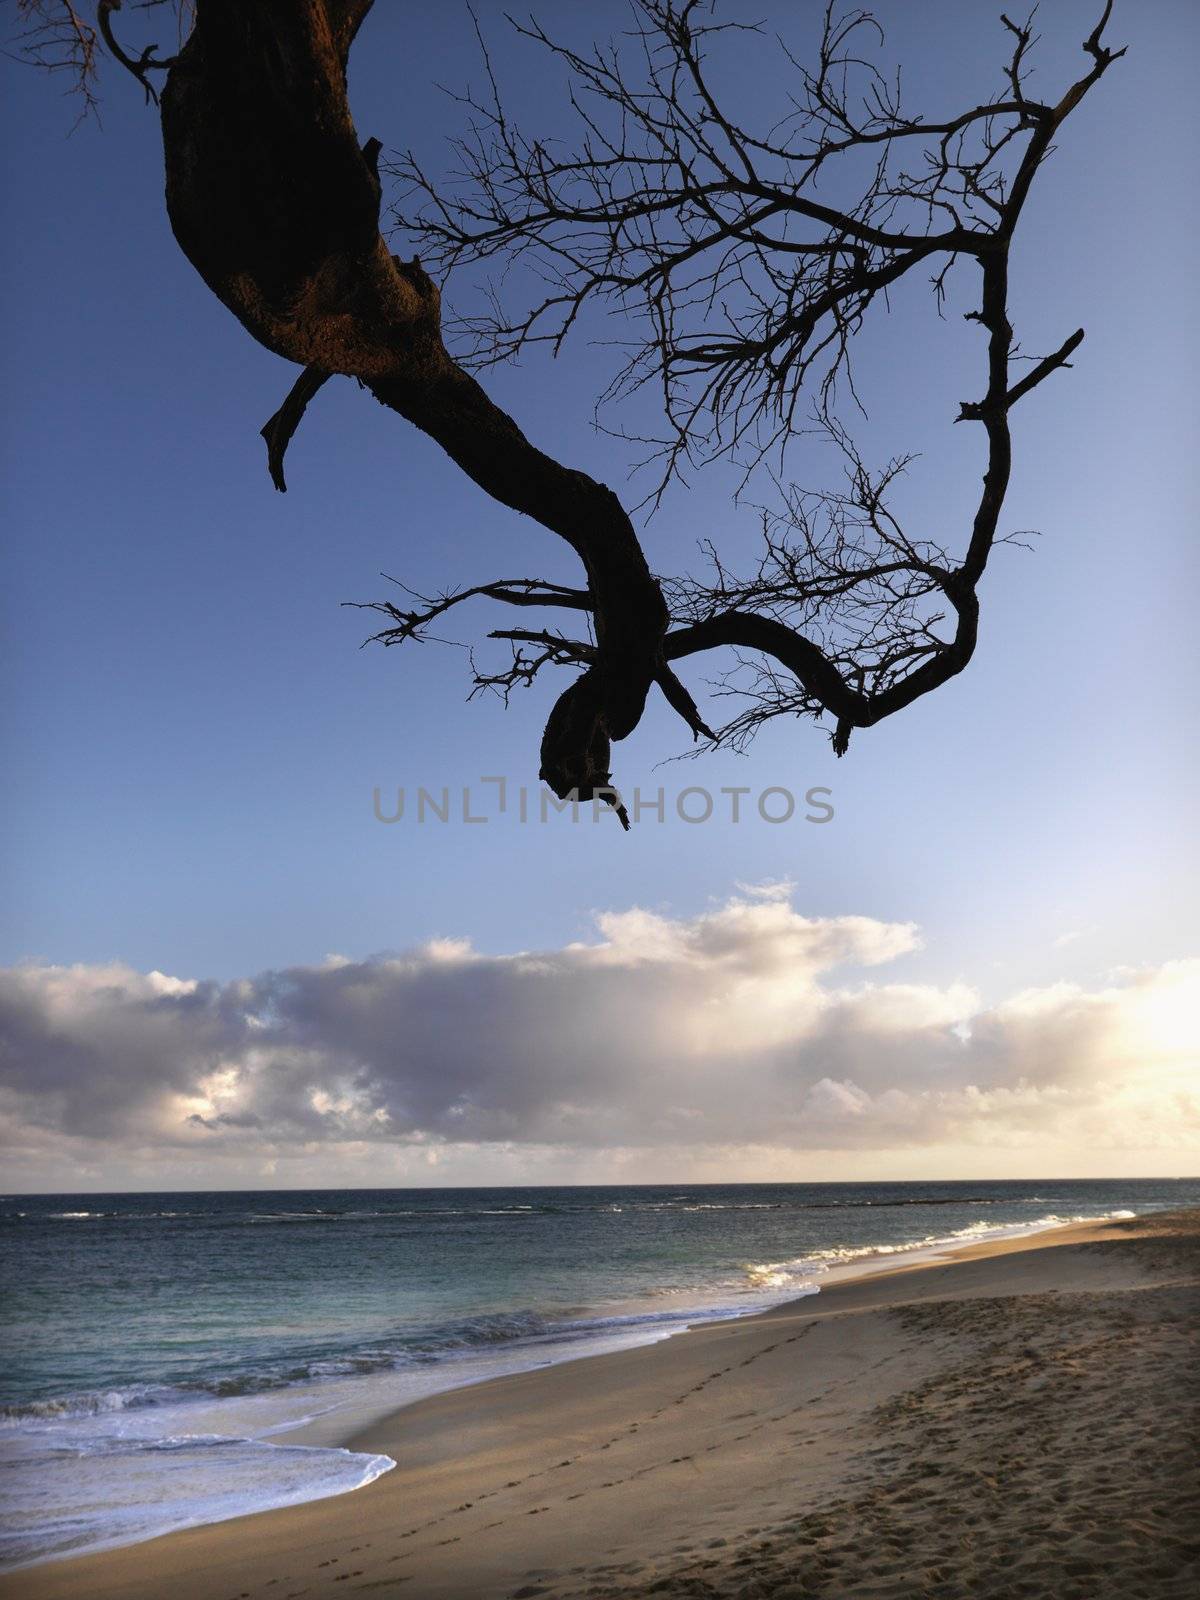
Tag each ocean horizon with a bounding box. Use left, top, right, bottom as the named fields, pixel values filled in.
left=3, top=1176, right=1197, bottom=1570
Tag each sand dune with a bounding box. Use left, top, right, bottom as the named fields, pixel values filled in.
left=5, top=1210, right=1197, bottom=1600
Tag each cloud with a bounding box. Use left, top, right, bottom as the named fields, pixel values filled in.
left=0, top=892, right=1196, bottom=1187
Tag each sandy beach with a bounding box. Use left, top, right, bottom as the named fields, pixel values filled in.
left=6, top=1208, right=1196, bottom=1600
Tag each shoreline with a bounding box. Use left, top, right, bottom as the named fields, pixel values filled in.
left=2, top=1208, right=1128, bottom=1575
left=306, top=1208, right=1112, bottom=1454
left=6, top=1206, right=1195, bottom=1599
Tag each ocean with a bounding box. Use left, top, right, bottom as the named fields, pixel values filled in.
left=2, top=1177, right=1195, bottom=1570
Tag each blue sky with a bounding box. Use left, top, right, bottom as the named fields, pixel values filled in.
left=0, top=3, right=1196, bottom=1186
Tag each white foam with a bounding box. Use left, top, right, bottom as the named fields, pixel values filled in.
left=0, top=1397, right=393, bottom=1573
left=0, top=1307, right=722, bottom=1572
left=740, top=1209, right=1134, bottom=1295
left=1, top=1205, right=1143, bottom=1571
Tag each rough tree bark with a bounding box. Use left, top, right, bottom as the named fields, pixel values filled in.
left=159, top=0, right=668, bottom=814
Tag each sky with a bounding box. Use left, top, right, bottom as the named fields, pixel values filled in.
left=0, top=1, right=1197, bottom=1189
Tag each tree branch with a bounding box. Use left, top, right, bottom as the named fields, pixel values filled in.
left=160, top=0, right=666, bottom=806
left=106, top=0, right=1127, bottom=812
left=261, top=366, right=331, bottom=493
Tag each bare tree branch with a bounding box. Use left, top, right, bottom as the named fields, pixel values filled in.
left=96, top=0, right=181, bottom=106
left=372, top=2, right=1121, bottom=768
left=9, top=1, right=190, bottom=118
left=392, top=2, right=1118, bottom=498
left=16, top=1, right=1124, bottom=819
left=261, top=365, right=331, bottom=493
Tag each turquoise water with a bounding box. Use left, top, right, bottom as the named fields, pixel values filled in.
left=2, top=1178, right=1195, bottom=1567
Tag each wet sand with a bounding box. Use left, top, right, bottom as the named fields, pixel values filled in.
left=6, top=1209, right=1197, bottom=1600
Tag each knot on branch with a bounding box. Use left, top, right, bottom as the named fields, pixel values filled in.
left=392, top=255, right=441, bottom=320
left=540, top=675, right=631, bottom=828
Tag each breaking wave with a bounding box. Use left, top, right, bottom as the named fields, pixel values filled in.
left=742, top=1210, right=1137, bottom=1292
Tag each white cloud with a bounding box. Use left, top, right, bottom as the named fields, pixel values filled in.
left=0, top=890, right=1196, bottom=1187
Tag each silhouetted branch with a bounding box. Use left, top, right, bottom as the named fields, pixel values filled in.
left=10, top=1, right=189, bottom=116
left=10, top=0, right=103, bottom=119
left=96, top=0, right=180, bottom=106
left=22, top=0, right=1122, bottom=815
left=347, top=576, right=593, bottom=647
left=261, top=366, right=332, bottom=493
left=368, top=3, right=1122, bottom=768
left=393, top=2, right=1117, bottom=499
